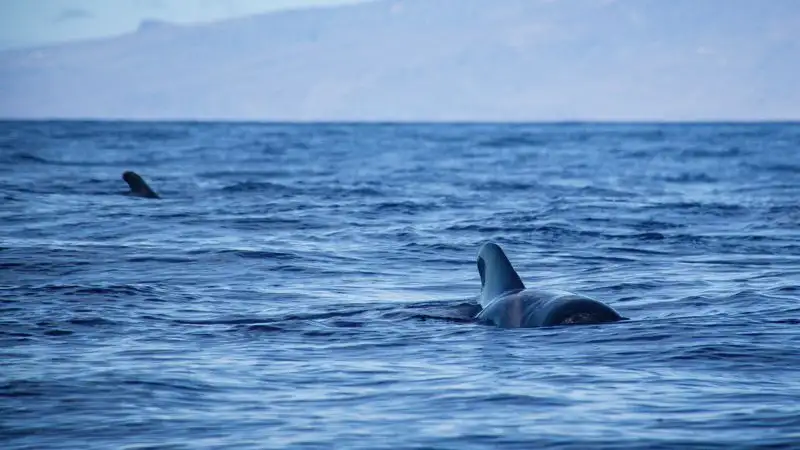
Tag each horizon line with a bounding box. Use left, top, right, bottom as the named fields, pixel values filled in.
left=2, top=117, right=799, bottom=125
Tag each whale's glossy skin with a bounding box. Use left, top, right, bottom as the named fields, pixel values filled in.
left=474, top=242, right=623, bottom=328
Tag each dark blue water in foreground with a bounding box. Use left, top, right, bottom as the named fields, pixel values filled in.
left=2, top=121, right=799, bottom=449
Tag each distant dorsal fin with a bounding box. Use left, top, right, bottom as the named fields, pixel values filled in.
left=123, top=171, right=160, bottom=199
left=477, top=242, right=525, bottom=307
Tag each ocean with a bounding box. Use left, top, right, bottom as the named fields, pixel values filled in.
left=1, top=121, right=799, bottom=449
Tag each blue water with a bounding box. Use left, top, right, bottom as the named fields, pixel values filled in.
left=2, top=121, right=799, bottom=449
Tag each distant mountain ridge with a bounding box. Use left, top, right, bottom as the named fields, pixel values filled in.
left=1, top=0, right=798, bottom=121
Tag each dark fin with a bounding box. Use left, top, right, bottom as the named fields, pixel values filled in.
left=477, top=242, right=525, bottom=307
left=122, top=171, right=160, bottom=199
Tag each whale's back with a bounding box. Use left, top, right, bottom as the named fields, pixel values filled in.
left=476, top=289, right=622, bottom=328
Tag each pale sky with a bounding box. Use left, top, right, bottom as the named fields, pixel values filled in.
left=0, top=0, right=368, bottom=49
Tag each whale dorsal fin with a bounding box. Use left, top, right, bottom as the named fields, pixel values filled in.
left=123, top=171, right=160, bottom=199
left=477, top=242, right=525, bottom=307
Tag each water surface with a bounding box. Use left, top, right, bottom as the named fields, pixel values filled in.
left=2, top=121, right=799, bottom=449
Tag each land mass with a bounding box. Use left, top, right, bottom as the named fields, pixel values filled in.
left=1, top=0, right=798, bottom=121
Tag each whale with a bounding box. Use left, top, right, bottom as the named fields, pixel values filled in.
left=122, top=171, right=160, bottom=199
left=474, top=242, right=623, bottom=328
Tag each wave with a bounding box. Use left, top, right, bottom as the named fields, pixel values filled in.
left=478, top=134, right=548, bottom=148
left=220, top=181, right=300, bottom=193
left=663, top=172, right=718, bottom=183
left=0, top=151, right=164, bottom=168
left=372, top=200, right=439, bottom=213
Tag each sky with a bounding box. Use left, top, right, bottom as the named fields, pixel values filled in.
left=0, top=0, right=368, bottom=49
